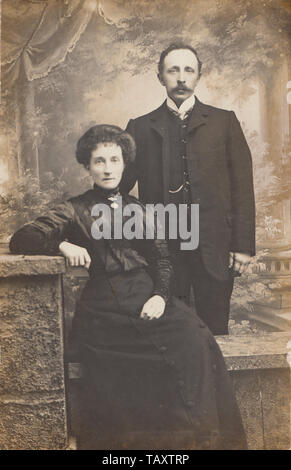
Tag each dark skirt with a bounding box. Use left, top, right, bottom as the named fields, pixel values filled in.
left=72, top=267, right=247, bottom=450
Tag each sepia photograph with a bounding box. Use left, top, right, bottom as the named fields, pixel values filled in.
left=0, top=0, right=291, bottom=451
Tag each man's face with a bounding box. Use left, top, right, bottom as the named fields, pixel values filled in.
left=159, top=49, right=200, bottom=106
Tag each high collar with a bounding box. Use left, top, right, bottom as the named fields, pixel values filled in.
left=93, top=183, right=120, bottom=199
left=150, top=96, right=209, bottom=121
left=166, top=93, right=196, bottom=120
left=149, top=96, right=209, bottom=136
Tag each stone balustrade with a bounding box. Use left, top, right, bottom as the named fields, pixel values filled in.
left=248, top=249, right=291, bottom=330
left=256, top=249, right=291, bottom=276
left=0, top=252, right=291, bottom=450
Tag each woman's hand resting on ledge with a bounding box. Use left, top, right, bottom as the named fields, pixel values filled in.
left=59, top=241, right=91, bottom=269
left=140, top=295, right=166, bottom=320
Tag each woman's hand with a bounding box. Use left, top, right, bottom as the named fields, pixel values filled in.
left=140, top=295, right=166, bottom=320
left=59, top=241, right=91, bottom=269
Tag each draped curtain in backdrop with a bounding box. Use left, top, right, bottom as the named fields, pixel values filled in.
left=2, top=0, right=97, bottom=177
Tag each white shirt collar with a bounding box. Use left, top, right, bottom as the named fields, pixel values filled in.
left=166, top=94, right=196, bottom=119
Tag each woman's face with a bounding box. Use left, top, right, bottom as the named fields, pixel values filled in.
left=88, top=142, right=125, bottom=190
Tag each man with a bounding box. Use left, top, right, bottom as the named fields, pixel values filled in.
left=121, top=43, right=255, bottom=335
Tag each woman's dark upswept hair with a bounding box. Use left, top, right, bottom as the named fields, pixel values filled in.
left=76, top=124, right=136, bottom=167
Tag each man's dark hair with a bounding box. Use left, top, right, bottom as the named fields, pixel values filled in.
left=76, top=124, right=136, bottom=168
left=158, top=43, right=202, bottom=78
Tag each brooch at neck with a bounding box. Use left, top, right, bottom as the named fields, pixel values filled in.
left=107, top=194, right=119, bottom=209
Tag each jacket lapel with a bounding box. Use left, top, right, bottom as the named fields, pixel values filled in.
left=149, top=101, right=168, bottom=137
left=187, top=97, right=209, bottom=134
left=149, top=102, right=171, bottom=203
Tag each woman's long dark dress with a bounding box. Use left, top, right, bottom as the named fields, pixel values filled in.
left=10, top=185, right=247, bottom=450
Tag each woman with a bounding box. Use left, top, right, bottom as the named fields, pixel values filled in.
left=10, top=125, right=247, bottom=450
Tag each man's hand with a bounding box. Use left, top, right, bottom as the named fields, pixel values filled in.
left=59, top=241, right=91, bottom=269
left=229, top=251, right=251, bottom=275
left=140, top=295, right=166, bottom=320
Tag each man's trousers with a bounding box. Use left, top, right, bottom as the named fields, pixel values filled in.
left=171, top=248, right=234, bottom=336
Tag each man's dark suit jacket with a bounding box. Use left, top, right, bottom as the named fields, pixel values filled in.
left=121, top=97, right=256, bottom=281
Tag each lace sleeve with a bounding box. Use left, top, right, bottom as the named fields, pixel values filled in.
left=141, top=239, right=173, bottom=303
left=123, top=194, right=173, bottom=302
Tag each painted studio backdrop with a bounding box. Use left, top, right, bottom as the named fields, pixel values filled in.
left=1, top=0, right=291, bottom=332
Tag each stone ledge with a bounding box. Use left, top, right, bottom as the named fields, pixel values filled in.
left=0, top=253, right=66, bottom=277
left=216, top=332, right=291, bottom=370
left=68, top=332, right=291, bottom=378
